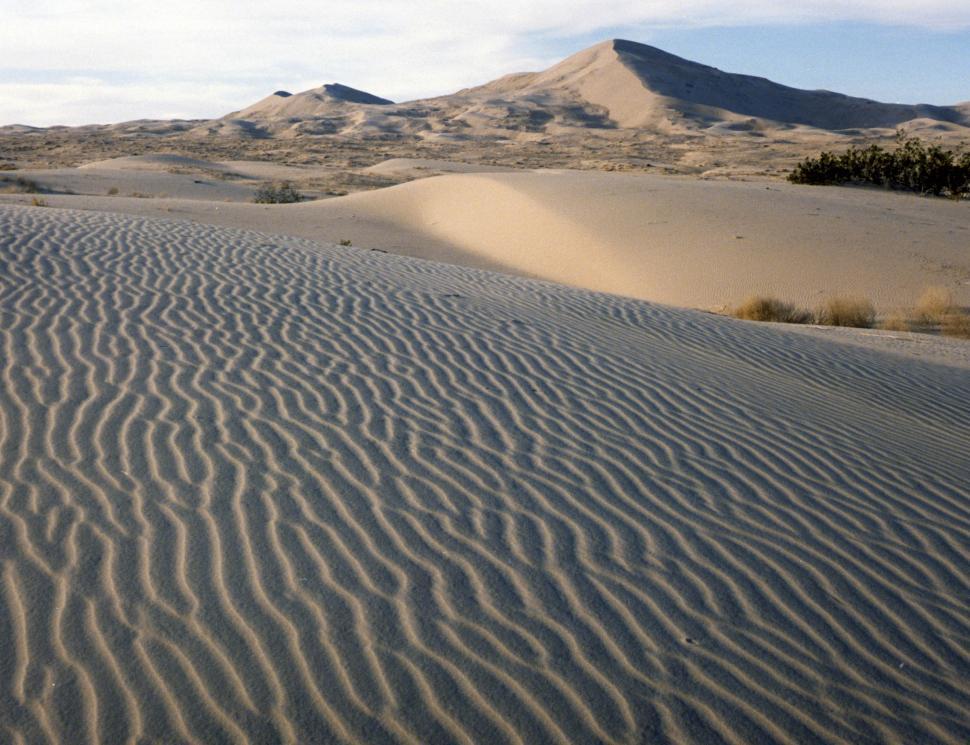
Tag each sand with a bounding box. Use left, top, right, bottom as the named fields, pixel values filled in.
left=6, top=168, right=968, bottom=313
left=1, top=203, right=968, bottom=744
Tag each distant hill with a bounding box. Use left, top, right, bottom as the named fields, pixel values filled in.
left=5, top=39, right=968, bottom=141
left=204, top=39, right=967, bottom=139
left=466, top=39, right=965, bottom=131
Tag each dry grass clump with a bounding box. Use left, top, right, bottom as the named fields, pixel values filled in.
left=732, top=296, right=813, bottom=324
left=879, top=312, right=911, bottom=332
left=817, top=296, right=876, bottom=328
left=941, top=311, right=970, bottom=339
left=915, top=286, right=954, bottom=323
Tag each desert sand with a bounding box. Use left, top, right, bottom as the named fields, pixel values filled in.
left=2, top=33, right=970, bottom=745
left=4, top=162, right=969, bottom=314
left=1, top=203, right=968, bottom=744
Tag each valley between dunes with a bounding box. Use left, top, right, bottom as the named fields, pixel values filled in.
left=1, top=202, right=969, bottom=744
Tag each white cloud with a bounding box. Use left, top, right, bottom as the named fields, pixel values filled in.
left=1, top=0, right=968, bottom=125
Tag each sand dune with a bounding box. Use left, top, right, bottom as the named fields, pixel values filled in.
left=298, top=171, right=970, bottom=310
left=175, top=39, right=970, bottom=141
left=1, top=203, right=968, bottom=744
left=9, top=169, right=966, bottom=313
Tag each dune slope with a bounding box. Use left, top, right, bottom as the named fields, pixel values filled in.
left=299, top=171, right=970, bottom=311
left=8, top=170, right=968, bottom=312
left=0, top=205, right=968, bottom=744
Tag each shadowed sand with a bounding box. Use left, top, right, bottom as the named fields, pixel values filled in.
left=1, top=204, right=968, bottom=744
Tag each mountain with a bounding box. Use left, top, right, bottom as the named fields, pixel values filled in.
left=6, top=39, right=967, bottom=143
left=233, top=83, right=393, bottom=119
left=462, top=39, right=965, bottom=131
left=192, top=83, right=394, bottom=138
left=201, top=39, right=966, bottom=140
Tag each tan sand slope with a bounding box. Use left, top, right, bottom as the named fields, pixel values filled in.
left=362, top=158, right=518, bottom=178
left=4, top=170, right=968, bottom=312
left=1, top=204, right=969, bottom=744
left=300, top=171, right=970, bottom=311
left=3, top=156, right=358, bottom=201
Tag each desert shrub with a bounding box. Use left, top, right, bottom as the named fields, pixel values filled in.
left=338, top=239, right=353, bottom=247
left=30, top=197, right=48, bottom=207
left=0, top=175, right=40, bottom=193
left=253, top=181, right=303, bottom=204
left=789, top=134, right=970, bottom=198
left=732, top=296, right=813, bottom=324
left=914, top=286, right=954, bottom=323
left=879, top=312, right=911, bottom=332
left=941, top=311, right=970, bottom=339
left=817, top=296, right=876, bottom=328
left=0, top=162, right=17, bottom=171
left=107, top=187, right=119, bottom=196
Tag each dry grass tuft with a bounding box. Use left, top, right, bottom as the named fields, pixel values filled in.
left=817, top=296, right=876, bottom=328
left=915, top=286, right=954, bottom=323
left=941, top=311, right=970, bottom=340
left=732, top=296, right=813, bottom=324
left=879, top=312, right=911, bottom=332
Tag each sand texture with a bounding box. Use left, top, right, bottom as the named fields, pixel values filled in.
left=1, top=204, right=968, bottom=744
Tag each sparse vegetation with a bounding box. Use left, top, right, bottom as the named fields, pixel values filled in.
left=253, top=181, right=304, bottom=204
left=914, top=286, right=954, bottom=323
left=789, top=133, right=970, bottom=198
left=879, top=312, right=911, bottom=332
left=107, top=186, right=119, bottom=196
left=30, top=197, right=48, bottom=207
left=0, top=175, right=41, bottom=193
left=941, top=311, right=970, bottom=339
left=0, top=162, right=17, bottom=171
left=732, top=296, right=813, bottom=324
left=816, top=296, right=876, bottom=328
left=338, top=239, right=353, bottom=247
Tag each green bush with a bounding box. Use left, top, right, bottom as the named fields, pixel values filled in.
left=253, top=181, right=303, bottom=204
left=789, top=134, right=970, bottom=198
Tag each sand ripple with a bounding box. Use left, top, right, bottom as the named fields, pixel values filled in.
left=0, top=205, right=968, bottom=744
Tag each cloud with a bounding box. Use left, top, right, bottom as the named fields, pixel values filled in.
left=2, top=1, right=968, bottom=125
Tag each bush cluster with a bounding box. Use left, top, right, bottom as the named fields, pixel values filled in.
left=733, top=287, right=970, bottom=337
left=789, top=134, right=970, bottom=198
left=0, top=176, right=41, bottom=193
left=732, top=295, right=875, bottom=328
left=253, top=181, right=304, bottom=204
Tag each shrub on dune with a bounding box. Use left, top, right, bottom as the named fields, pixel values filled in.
left=253, top=181, right=304, bottom=204
left=732, top=296, right=813, bottom=324
left=817, top=296, right=876, bottom=328
left=915, top=286, right=954, bottom=323
left=789, top=133, right=970, bottom=198
left=941, top=311, right=970, bottom=339
left=879, top=312, right=911, bottom=332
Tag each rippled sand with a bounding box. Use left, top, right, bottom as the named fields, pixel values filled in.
left=1, top=205, right=968, bottom=744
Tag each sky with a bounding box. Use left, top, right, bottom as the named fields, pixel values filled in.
left=1, top=1, right=968, bottom=127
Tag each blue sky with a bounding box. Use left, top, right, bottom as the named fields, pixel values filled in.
left=1, top=1, right=968, bottom=126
